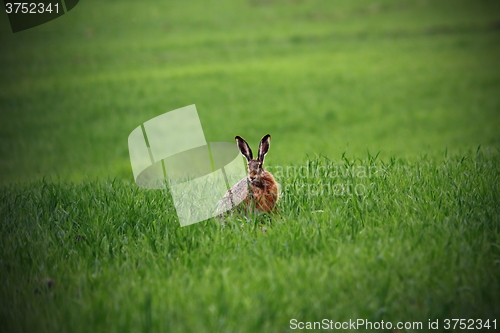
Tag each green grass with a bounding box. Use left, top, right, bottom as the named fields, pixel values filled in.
left=1, top=151, right=499, bottom=332
left=1, top=0, right=500, bottom=331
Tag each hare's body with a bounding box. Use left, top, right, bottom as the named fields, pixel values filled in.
left=216, top=134, right=279, bottom=218
left=245, top=169, right=279, bottom=213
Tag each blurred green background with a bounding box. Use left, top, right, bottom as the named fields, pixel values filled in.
left=1, top=0, right=499, bottom=184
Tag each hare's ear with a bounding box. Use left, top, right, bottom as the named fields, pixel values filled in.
left=235, top=136, right=253, bottom=161
left=258, top=134, right=271, bottom=163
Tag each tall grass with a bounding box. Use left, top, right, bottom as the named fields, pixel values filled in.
left=1, top=150, right=499, bottom=332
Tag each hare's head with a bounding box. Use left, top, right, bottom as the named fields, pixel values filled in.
left=235, top=134, right=271, bottom=185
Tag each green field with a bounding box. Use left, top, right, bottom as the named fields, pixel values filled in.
left=1, top=0, right=500, bottom=332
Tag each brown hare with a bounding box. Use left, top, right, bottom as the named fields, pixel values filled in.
left=216, top=134, right=279, bottom=218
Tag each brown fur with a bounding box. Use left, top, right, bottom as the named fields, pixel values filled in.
left=216, top=134, right=279, bottom=218
left=244, top=167, right=279, bottom=214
